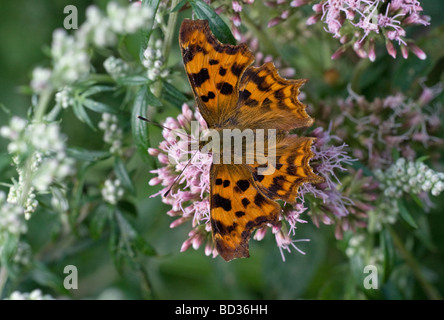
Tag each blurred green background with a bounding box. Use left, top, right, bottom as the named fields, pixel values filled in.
left=1, top=0, right=444, bottom=300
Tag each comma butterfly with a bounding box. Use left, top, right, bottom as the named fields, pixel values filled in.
left=179, top=19, right=322, bottom=261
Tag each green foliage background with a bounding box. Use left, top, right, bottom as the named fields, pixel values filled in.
left=0, top=0, right=443, bottom=299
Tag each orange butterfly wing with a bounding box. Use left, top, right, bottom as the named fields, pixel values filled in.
left=210, top=164, right=280, bottom=261
left=179, top=19, right=254, bottom=127
left=237, top=62, right=313, bottom=131
left=248, top=135, right=323, bottom=203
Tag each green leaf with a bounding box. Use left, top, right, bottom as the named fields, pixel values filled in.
left=0, top=234, right=19, bottom=272
left=82, top=85, right=115, bottom=97
left=72, top=100, right=95, bottom=130
left=134, top=234, right=157, bottom=256
left=161, top=80, right=190, bottom=108
left=117, top=200, right=138, bottom=217
left=351, top=160, right=374, bottom=177
left=89, top=204, right=111, bottom=240
left=51, top=186, right=69, bottom=212
left=132, top=86, right=150, bottom=161
left=145, top=86, right=163, bottom=107
left=70, top=162, right=95, bottom=229
left=67, top=147, right=112, bottom=162
left=397, top=199, right=419, bottom=230
left=115, top=209, right=157, bottom=257
left=172, top=0, right=188, bottom=12
left=380, top=228, right=395, bottom=283
left=189, top=0, right=236, bottom=45
left=30, top=261, right=69, bottom=295
left=140, top=0, right=161, bottom=61
left=409, top=192, right=425, bottom=209
left=0, top=102, right=10, bottom=115
left=117, top=75, right=150, bottom=86
left=415, top=155, right=430, bottom=163
left=83, top=98, right=119, bottom=114
left=114, top=156, right=136, bottom=195
left=132, top=86, right=158, bottom=167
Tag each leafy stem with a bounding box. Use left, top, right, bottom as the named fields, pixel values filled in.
left=388, top=226, right=442, bottom=300
left=152, top=0, right=181, bottom=99
left=34, top=88, right=53, bottom=122
left=0, top=265, right=7, bottom=298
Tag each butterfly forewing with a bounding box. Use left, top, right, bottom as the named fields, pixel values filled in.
left=179, top=19, right=254, bottom=127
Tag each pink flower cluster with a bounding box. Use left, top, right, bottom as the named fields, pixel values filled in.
left=148, top=104, right=358, bottom=259
left=300, top=0, right=430, bottom=60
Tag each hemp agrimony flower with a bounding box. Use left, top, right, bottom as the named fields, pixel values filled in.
left=148, top=104, right=355, bottom=259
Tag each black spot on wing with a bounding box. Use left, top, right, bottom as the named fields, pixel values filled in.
left=268, top=175, right=286, bottom=193
left=201, top=91, right=216, bottom=103
left=211, top=219, right=237, bottom=235
left=286, top=165, right=297, bottom=176
left=219, top=67, right=227, bottom=76
left=236, top=180, right=250, bottom=192
left=212, top=194, right=232, bottom=211
left=240, top=89, right=251, bottom=100
left=217, top=82, right=234, bottom=95
left=182, top=45, right=208, bottom=64
left=254, top=193, right=267, bottom=207
left=245, top=215, right=268, bottom=230
left=231, top=63, right=244, bottom=77
left=244, top=69, right=269, bottom=91
left=274, top=89, right=285, bottom=100
left=244, top=98, right=259, bottom=107
left=190, top=68, right=210, bottom=87
left=235, top=211, right=245, bottom=217
left=241, top=198, right=250, bottom=208
left=253, top=171, right=265, bottom=182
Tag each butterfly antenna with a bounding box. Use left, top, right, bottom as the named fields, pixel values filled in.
left=163, top=150, right=198, bottom=197
left=137, top=116, right=195, bottom=141
left=137, top=116, right=200, bottom=197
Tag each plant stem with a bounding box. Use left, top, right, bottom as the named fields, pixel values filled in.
left=0, top=266, right=7, bottom=298
left=388, top=226, right=442, bottom=300
left=152, top=0, right=181, bottom=99
left=18, top=88, right=53, bottom=207
left=350, top=58, right=370, bottom=93
left=34, top=88, right=53, bottom=122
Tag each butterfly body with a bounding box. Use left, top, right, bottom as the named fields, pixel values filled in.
left=179, top=19, right=322, bottom=261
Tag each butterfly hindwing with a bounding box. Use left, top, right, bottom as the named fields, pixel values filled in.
left=210, top=164, right=280, bottom=261
left=236, top=62, right=313, bottom=131
left=179, top=19, right=254, bottom=127
left=247, top=136, right=323, bottom=203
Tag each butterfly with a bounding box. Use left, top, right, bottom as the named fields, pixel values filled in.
left=179, top=19, right=322, bottom=261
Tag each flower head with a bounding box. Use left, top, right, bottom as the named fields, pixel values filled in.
left=149, top=104, right=355, bottom=258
